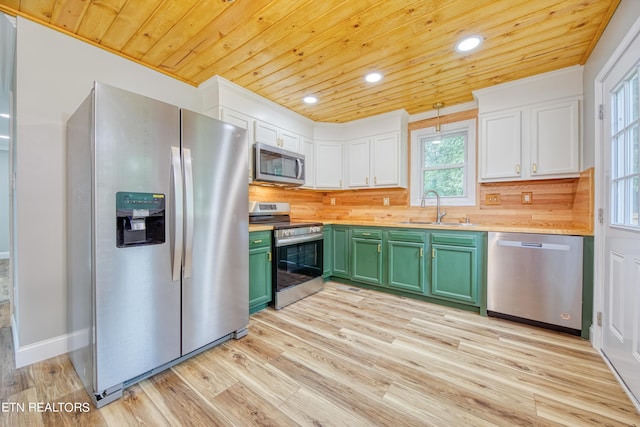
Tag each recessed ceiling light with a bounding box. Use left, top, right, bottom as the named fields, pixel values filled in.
left=364, top=72, right=383, bottom=83
left=303, top=96, right=318, bottom=104
left=455, top=35, right=483, bottom=53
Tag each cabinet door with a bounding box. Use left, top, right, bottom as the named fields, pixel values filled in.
left=254, top=121, right=279, bottom=147
left=431, top=244, right=478, bottom=306
left=323, top=226, right=333, bottom=279
left=530, top=99, right=580, bottom=177
left=372, top=133, right=400, bottom=186
left=249, top=246, right=272, bottom=314
left=302, top=137, right=314, bottom=188
left=279, top=128, right=300, bottom=152
left=221, top=108, right=254, bottom=183
left=479, top=111, right=522, bottom=181
left=351, top=238, right=383, bottom=285
left=348, top=138, right=371, bottom=187
left=331, top=226, right=350, bottom=278
left=316, top=141, right=344, bottom=189
left=387, top=240, right=425, bottom=293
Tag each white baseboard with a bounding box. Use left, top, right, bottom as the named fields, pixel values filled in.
left=0, top=252, right=9, bottom=260
left=12, top=314, right=87, bottom=368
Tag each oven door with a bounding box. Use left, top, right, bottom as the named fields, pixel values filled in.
left=274, top=234, right=323, bottom=292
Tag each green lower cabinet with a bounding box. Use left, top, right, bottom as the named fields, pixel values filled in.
left=249, top=231, right=272, bottom=314
left=387, top=240, right=426, bottom=293
left=323, top=225, right=332, bottom=280
left=430, top=244, right=478, bottom=306
left=331, top=226, right=351, bottom=279
left=351, top=238, right=383, bottom=285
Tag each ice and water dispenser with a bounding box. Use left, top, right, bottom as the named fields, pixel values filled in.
left=116, top=192, right=166, bottom=247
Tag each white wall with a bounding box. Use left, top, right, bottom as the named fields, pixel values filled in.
left=14, top=17, right=200, bottom=356
left=583, top=0, right=640, bottom=168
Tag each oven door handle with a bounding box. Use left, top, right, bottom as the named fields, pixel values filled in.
left=275, top=233, right=324, bottom=247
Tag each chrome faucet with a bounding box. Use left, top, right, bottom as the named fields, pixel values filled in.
left=421, top=189, right=446, bottom=223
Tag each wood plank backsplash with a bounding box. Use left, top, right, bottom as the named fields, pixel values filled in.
left=248, top=167, right=593, bottom=233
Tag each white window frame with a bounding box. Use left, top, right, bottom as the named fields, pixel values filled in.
left=410, top=118, right=476, bottom=206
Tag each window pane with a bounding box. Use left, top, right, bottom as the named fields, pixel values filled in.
left=631, top=73, right=638, bottom=123
left=632, top=125, right=639, bottom=174
left=612, top=180, right=625, bottom=224
left=613, top=135, right=625, bottom=178
left=424, top=168, right=464, bottom=197
left=613, top=88, right=625, bottom=134
left=423, top=134, right=465, bottom=167
left=630, top=176, right=639, bottom=226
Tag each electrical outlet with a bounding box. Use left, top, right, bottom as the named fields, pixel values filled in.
left=485, top=193, right=501, bottom=205
left=383, top=197, right=390, bottom=206
left=521, top=192, right=533, bottom=204
left=330, top=197, right=336, bottom=206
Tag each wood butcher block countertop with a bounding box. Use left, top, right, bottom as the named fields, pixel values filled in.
left=250, top=222, right=592, bottom=236
left=321, top=220, right=593, bottom=236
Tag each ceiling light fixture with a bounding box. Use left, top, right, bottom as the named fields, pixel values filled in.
left=0, top=113, right=9, bottom=118
left=364, top=72, right=383, bottom=83
left=432, top=102, right=444, bottom=144
left=303, top=95, right=318, bottom=104
left=455, top=35, right=483, bottom=53
left=0, top=135, right=9, bottom=139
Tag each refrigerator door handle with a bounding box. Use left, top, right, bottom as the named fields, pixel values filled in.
left=183, top=148, right=194, bottom=278
left=171, top=146, right=183, bottom=282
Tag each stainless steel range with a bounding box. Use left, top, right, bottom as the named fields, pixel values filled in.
left=249, top=202, right=324, bottom=309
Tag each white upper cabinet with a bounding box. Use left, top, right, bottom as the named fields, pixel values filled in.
left=479, top=111, right=522, bottom=180
left=372, top=132, right=403, bottom=186
left=315, top=141, right=344, bottom=189
left=474, top=66, right=583, bottom=182
left=255, top=120, right=301, bottom=153
left=530, top=99, right=580, bottom=177
left=302, top=137, right=314, bottom=188
left=348, top=138, right=371, bottom=187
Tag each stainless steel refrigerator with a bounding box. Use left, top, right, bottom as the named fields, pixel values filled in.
left=67, top=82, right=248, bottom=407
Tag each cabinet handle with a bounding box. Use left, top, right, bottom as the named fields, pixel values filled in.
left=267, top=252, right=272, bottom=262
left=377, top=244, right=381, bottom=253
left=253, top=239, right=263, bottom=244
left=339, top=179, right=342, bottom=187
left=362, top=232, right=371, bottom=236
left=532, top=162, right=537, bottom=174
left=516, top=164, right=521, bottom=174
left=432, top=248, right=436, bottom=258
left=374, top=176, right=377, bottom=185
left=365, top=177, right=369, bottom=185
left=420, top=248, right=424, bottom=257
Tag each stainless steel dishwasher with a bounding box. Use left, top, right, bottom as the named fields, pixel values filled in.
left=487, top=232, right=583, bottom=334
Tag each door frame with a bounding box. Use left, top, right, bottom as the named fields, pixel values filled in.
left=593, top=14, right=640, bottom=412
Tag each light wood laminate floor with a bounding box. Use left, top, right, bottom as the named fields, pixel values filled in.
left=1, top=282, right=639, bottom=426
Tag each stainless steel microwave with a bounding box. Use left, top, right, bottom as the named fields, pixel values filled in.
left=253, top=143, right=305, bottom=186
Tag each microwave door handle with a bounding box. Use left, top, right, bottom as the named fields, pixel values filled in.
left=296, top=158, right=303, bottom=179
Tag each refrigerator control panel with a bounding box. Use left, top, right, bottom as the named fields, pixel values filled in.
left=116, top=192, right=165, bottom=248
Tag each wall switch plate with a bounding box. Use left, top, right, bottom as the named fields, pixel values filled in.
left=330, top=197, right=336, bottom=205
left=521, top=192, right=533, bottom=204
left=485, top=193, right=501, bottom=205
left=383, top=197, right=390, bottom=206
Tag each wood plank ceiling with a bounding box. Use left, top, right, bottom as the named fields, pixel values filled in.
left=0, top=0, right=620, bottom=123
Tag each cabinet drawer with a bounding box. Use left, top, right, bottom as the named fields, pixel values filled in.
left=249, top=231, right=272, bottom=248
left=431, top=233, right=477, bottom=247
left=352, top=228, right=383, bottom=239
left=387, top=229, right=425, bottom=243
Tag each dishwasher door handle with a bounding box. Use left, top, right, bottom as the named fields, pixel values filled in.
left=521, top=242, right=542, bottom=248
left=497, top=240, right=570, bottom=251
